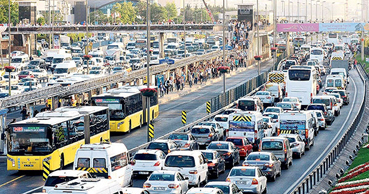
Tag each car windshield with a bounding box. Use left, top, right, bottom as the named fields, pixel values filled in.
left=19, top=71, right=29, bottom=75
left=262, top=141, right=283, bottom=150
left=214, top=117, right=228, bottom=122
left=247, top=154, right=270, bottom=161
left=311, top=50, right=323, bottom=55
left=11, top=58, right=22, bottom=63
left=89, top=71, right=100, bottom=74
left=230, top=168, right=255, bottom=176
left=283, top=98, right=296, bottom=102
left=263, top=118, right=270, bottom=123
left=53, top=58, right=64, bottom=63
left=238, top=100, right=255, bottom=111
left=113, top=67, right=122, bottom=71
left=333, top=91, right=345, bottom=97
left=312, top=99, right=330, bottom=106
left=205, top=185, right=230, bottom=194
left=55, top=68, right=68, bottom=74
left=168, top=134, right=189, bottom=140
left=202, top=152, right=214, bottom=160
left=45, top=176, right=78, bottom=187
left=149, top=174, right=175, bottom=181
left=191, top=127, right=210, bottom=134
left=264, top=114, right=278, bottom=120
left=29, top=61, right=39, bottom=65
left=147, top=142, right=168, bottom=151
left=307, top=105, right=325, bottom=111
left=208, top=143, right=229, bottom=150
left=133, top=153, right=157, bottom=160
left=287, top=137, right=296, bottom=143
left=256, top=92, right=269, bottom=96
left=165, top=155, right=195, bottom=167
left=276, top=103, right=292, bottom=109
left=265, top=108, right=280, bottom=113
left=24, top=82, right=36, bottom=86
left=226, top=138, right=243, bottom=146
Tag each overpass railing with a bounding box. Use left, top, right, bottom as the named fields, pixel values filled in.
left=0, top=51, right=226, bottom=109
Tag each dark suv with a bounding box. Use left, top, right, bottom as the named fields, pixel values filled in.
left=332, top=90, right=349, bottom=105
left=306, top=104, right=335, bottom=125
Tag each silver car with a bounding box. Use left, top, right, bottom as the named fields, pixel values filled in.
left=242, top=152, right=281, bottom=181
left=278, top=134, right=305, bottom=158
left=226, top=166, right=267, bottom=194
left=143, top=170, right=189, bottom=194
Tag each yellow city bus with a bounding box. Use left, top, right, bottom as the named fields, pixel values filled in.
left=7, top=106, right=110, bottom=171
left=91, top=86, right=159, bottom=132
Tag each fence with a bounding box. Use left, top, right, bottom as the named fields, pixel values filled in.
left=209, top=53, right=284, bottom=113
left=287, top=59, right=367, bottom=194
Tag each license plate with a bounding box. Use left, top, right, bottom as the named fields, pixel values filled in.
left=236, top=181, right=247, bottom=184
left=139, top=172, right=149, bottom=175
left=154, top=187, right=166, bottom=190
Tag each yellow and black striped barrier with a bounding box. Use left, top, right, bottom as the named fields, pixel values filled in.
left=206, top=101, right=211, bottom=113
left=182, top=111, right=187, bottom=124
left=233, top=116, right=252, bottom=122
left=268, top=73, right=285, bottom=83
left=279, top=130, right=299, bottom=134
left=42, top=161, right=50, bottom=181
left=331, top=57, right=342, bottom=60
left=76, top=167, right=108, bottom=173
left=149, top=123, right=154, bottom=139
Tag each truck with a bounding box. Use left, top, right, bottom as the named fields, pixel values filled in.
left=104, top=49, right=121, bottom=65
left=60, top=35, right=71, bottom=49
left=330, top=60, right=349, bottom=74
left=267, top=71, right=287, bottom=95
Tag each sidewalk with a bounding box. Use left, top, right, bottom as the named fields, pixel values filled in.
left=159, top=58, right=270, bottom=104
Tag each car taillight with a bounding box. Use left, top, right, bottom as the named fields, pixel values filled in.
left=154, top=161, right=160, bottom=166
left=264, top=163, right=274, bottom=168
left=208, top=162, right=215, bottom=167
left=295, top=103, right=299, bottom=106
left=330, top=102, right=332, bottom=109
left=286, top=92, right=288, bottom=97
left=143, top=183, right=151, bottom=188
left=320, top=118, right=324, bottom=121
left=226, top=178, right=231, bottom=182
left=243, top=163, right=249, bottom=166
left=305, top=129, right=308, bottom=139
left=168, top=184, right=179, bottom=189
left=277, top=128, right=280, bottom=135
left=189, top=170, right=198, bottom=174
left=208, top=133, right=213, bottom=138
left=183, top=143, right=190, bottom=148
left=223, top=152, right=232, bottom=156
left=252, top=178, right=258, bottom=185
left=131, top=160, right=136, bottom=165
left=267, top=96, right=271, bottom=99
left=108, top=176, right=111, bottom=179
left=324, top=111, right=327, bottom=115
left=255, top=106, right=257, bottom=111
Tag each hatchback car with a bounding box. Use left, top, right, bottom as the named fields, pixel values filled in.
left=255, top=91, right=275, bottom=106
left=226, top=166, right=267, bottom=194
left=243, top=152, right=281, bottom=181
left=278, top=134, right=305, bottom=158
left=167, top=132, right=199, bottom=151
left=143, top=170, right=189, bottom=194
left=207, top=141, right=240, bottom=168
left=282, top=97, right=301, bottom=110
left=225, top=137, right=253, bottom=158
left=332, top=90, right=349, bottom=105
left=147, top=140, right=179, bottom=154
left=131, top=149, right=166, bottom=177
left=306, top=104, right=335, bottom=125
left=275, top=102, right=294, bottom=111
left=191, top=125, right=220, bottom=146
left=202, top=150, right=226, bottom=178
left=198, top=122, right=225, bottom=139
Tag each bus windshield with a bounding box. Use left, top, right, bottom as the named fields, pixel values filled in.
left=93, top=98, right=124, bottom=120
left=55, top=68, right=68, bottom=74
left=311, top=50, right=323, bottom=55
left=8, top=125, right=52, bottom=154
left=288, top=70, right=311, bottom=81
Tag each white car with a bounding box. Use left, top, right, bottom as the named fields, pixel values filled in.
left=42, top=170, right=92, bottom=193
left=255, top=91, right=275, bottom=106
left=328, top=93, right=343, bottom=108
left=282, top=97, right=301, bottom=110
left=23, top=81, right=42, bottom=89
left=31, top=69, right=48, bottom=78
left=198, top=121, right=225, bottom=139
left=121, top=188, right=150, bottom=194
left=205, top=182, right=244, bottom=194
left=262, top=116, right=276, bottom=137
left=278, top=134, right=305, bottom=158
left=5, top=85, right=23, bottom=96
left=186, top=188, right=224, bottom=194
left=131, top=149, right=166, bottom=177
left=143, top=170, right=189, bottom=194
left=226, top=166, right=267, bottom=194
left=263, top=107, right=283, bottom=114
left=313, top=110, right=326, bottom=130
left=213, top=115, right=230, bottom=131
left=263, top=113, right=279, bottom=124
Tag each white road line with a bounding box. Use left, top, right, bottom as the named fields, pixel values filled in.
left=22, top=186, right=42, bottom=194
left=285, top=71, right=359, bottom=194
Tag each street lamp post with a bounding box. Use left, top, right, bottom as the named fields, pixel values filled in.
left=331, top=2, right=334, bottom=21
left=322, top=1, right=324, bottom=22
left=315, top=0, right=319, bottom=22
left=183, top=1, right=186, bottom=58
left=305, top=0, right=308, bottom=22
left=222, top=0, right=226, bottom=105
left=146, top=0, right=151, bottom=142
left=257, top=0, right=260, bottom=75
left=297, top=0, right=300, bottom=22
left=85, top=0, right=90, bottom=74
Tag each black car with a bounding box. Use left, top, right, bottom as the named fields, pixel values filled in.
left=333, top=90, right=349, bottom=105
left=190, top=125, right=220, bottom=147
left=306, top=104, right=335, bottom=125
left=167, top=132, right=199, bottom=151
left=201, top=150, right=226, bottom=178
left=206, top=141, right=240, bottom=168
left=146, top=140, right=179, bottom=154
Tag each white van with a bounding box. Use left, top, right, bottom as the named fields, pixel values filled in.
left=73, top=142, right=132, bottom=187
left=278, top=111, right=315, bottom=150
left=83, top=58, right=104, bottom=69
left=54, top=61, right=78, bottom=78
left=330, top=68, right=348, bottom=84
left=48, top=178, right=122, bottom=194
left=163, top=150, right=208, bottom=187
left=11, top=54, right=29, bottom=70
left=42, top=170, right=92, bottom=193
left=228, top=111, right=265, bottom=151
left=52, top=54, right=72, bottom=70
left=325, top=75, right=345, bottom=90
left=310, top=48, right=324, bottom=65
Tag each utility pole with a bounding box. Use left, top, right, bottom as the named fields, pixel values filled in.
left=257, top=0, right=260, bottom=75
left=8, top=0, right=11, bottom=95
left=306, top=0, right=308, bottom=22
left=146, top=0, right=151, bottom=142
left=48, top=0, right=51, bottom=49
left=85, top=0, right=89, bottom=74
left=183, top=0, right=186, bottom=57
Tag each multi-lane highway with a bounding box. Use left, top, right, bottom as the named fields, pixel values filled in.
left=0, top=59, right=275, bottom=194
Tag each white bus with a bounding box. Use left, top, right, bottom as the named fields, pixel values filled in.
left=310, top=48, right=324, bottom=65
left=327, top=33, right=340, bottom=45
left=74, top=142, right=132, bottom=187
left=286, top=67, right=317, bottom=107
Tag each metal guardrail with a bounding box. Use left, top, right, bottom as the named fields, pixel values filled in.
left=5, top=24, right=215, bottom=34
left=0, top=51, right=226, bottom=109
left=287, top=63, right=367, bottom=194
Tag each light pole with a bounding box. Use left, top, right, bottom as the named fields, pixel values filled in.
left=331, top=2, right=334, bottom=21
left=273, top=0, right=277, bottom=66
left=310, top=0, right=313, bottom=23
left=322, top=1, right=324, bottom=22
left=222, top=0, right=226, bottom=104
left=297, top=0, right=300, bottom=22
left=183, top=1, right=186, bottom=58
left=146, top=0, right=151, bottom=142
left=315, top=0, right=319, bottom=22
left=257, top=0, right=260, bottom=75
left=305, top=0, right=308, bottom=22
left=85, top=0, right=89, bottom=74
left=8, top=0, right=11, bottom=67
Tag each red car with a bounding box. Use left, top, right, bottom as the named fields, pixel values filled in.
left=18, top=70, right=34, bottom=79
left=225, top=137, right=253, bottom=158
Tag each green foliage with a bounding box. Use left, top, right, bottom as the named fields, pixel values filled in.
left=113, top=2, right=136, bottom=24
left=67, top=33, right=92, bottom=42
left=90, top=10, right=108, bottom=24
left=135, top=2, right=167, bottom=23
left=165, top=3, right=177, bottom=20
left=0, top=0, right=19, bottom=25
left=37, top=17, right=46, bottom=25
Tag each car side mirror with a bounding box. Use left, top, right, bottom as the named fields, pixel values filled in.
left=185, top=177, right=189, bottom=180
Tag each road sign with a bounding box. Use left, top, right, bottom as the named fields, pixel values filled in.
left=159, top=58, right=175, bottom=65
left=182, top=111, right=187, bottom=124
left=149, top=123, right=154, bottom=139
left=206, top=101, right=211, bottom=113
left=42, top=160, right=50, bottom=181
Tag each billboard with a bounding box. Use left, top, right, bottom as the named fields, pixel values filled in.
left=277, top=22, right=369, bottom=32
left=276, top=23, right=319, bottom=32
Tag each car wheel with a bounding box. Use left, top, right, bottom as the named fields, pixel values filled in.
left=311, top=138, right=315, bottom=146
left=196, top=178, right=201, bottom=188
left=202, top=175, right=208, bottom=186
left=236, top=155, right=240, bottom=164
left=277, top=166, right=282, bottom=177
left=298, top=152, right=302, bottom=159
left=284, top=161, right=289, bottom=169
left=270, top=174, right=276, bottom=182
left=222, top=163, right=226, bottom=173
left=263, top=187, right=267, bottom=194
left=215, top=167, right=220, bottom=178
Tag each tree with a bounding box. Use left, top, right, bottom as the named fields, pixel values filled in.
left=150, top=3, right=167, bottom=23
left=90, top=10, right=108, bottom=24
left=0, top=0, right=19, bottom=25
left=113, top=2, right=136, bottom=24
left=165, top=3, right=177, bottom=20
left=37, top=17, right=45, bottom=25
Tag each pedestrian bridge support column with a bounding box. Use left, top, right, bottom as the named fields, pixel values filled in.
left=159, top=32, right=165, bottom=58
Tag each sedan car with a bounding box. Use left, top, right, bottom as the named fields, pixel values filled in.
left=282, top=97, right=301, bottom=110
left=143, top=170, right=189, bottom=194
left=332, top=90, right=349, bottom=105
left=146, top=140, right=179, bottom=154
left=275, top=102, right=294, bottom=111
left=131, top=149, right=166, bottom=177
left=263, top=113, right=279, bottom=124
left=18, top=70, right=34, bottom=79
left=198, top=122, right=225, bottom=139
left=167, top=132, right=199, bottom=150
left=263, top=107, right=283, bottom=114
left=226, top=166, right=267, bottom=194
left=191, top=125, right=220, bottom=146
left=202, top=150, right=226, bottom=178
left=31, top=69, right=48, bottom=78
left=207, top=141, right=240, bottom=168
left=278, top=134, right=305, bottom=158
left=187, top=188, right=224, bottom=194
left=225, top=137, right=253, bottom=158
left=205, top=182, right=243, bottom=194
left=255, top=91, right=275, bottom=106
left=242, top=152, right=281, bottom=181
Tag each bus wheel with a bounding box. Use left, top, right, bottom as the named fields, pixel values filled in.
left=152, top=110, right=155, bottom=122
left=60, top=155, right=64, bottom=170
left=139, top=116, right=142, bottom=128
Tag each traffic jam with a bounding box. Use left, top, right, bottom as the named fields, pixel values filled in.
left=27, top=33, right=355, bottom=194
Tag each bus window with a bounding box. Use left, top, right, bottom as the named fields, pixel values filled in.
left=288, top=70, right=311, bottom=81
left=110, top=153, right=128, bottom=171
left=327, top=79, right=334, bottom=87
left=93, top=158, right=106, bottom=168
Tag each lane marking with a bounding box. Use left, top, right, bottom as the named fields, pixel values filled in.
left=285, top=70, right=360, bottom=193
left=0, top=175, right=25, bottom=188
left=22, top=186, right=42, bottom=194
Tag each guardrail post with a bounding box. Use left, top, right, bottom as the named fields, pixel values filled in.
left=302, top=182, right=305, bottom=194
left=310, top=175, right=313, bottom=189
